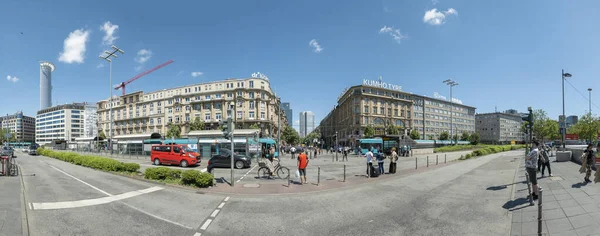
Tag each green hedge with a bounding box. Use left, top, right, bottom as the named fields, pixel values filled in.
left=145, top=168, right=213, bottom=188
left=466, top=145, right=525, bottom=159
left=434, top=144, right=487, bottom=153
left=37, top=148, right=140, bottom=173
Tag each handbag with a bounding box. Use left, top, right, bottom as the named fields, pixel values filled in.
left=295, top=170, right=300, bottom=179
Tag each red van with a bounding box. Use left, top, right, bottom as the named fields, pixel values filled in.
left=151, top=144, right=201, bottom=167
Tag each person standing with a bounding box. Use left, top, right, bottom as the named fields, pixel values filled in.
left=297, top=150, right=309, bottom=184
left=376, top=151, right=385, bottom=174
left=314, top=148, right=317, bottom=159
left=290, top=146, right=296, bottom=160
left=540, top=145, right=552, bottom=177
left=582, top=144, right=594, bottom=183
left=365, top=147, right=374, bottom=176
left=342, top=148, right=348, bottom=161
left=389, top=147, right=399, bottom=174
left=525, top=141, right=540, bottom=200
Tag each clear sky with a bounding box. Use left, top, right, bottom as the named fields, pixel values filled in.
left=1, top=0, right=600, bottom=128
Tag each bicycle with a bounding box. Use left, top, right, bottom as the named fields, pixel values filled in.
left=9, top=157, right=18, bottom=176
left=257, top=160, right=290, bottom=179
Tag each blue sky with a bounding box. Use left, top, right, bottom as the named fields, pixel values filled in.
left=1, top=0, right=600, bottom=128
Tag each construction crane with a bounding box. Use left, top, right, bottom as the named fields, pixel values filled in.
left=114, top=60, right=174, bottom=96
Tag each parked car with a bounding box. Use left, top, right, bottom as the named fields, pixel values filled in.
left=207, top=148, right=251, bottom=172
left=28, top=147, right=37, bottom=155
left=150, top=144, right=200, bottom=167
left=1, top=146, right=15, bottom=158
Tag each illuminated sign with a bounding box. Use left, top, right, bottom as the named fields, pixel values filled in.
left=433, top=92, right=463, bottom=105
left=362, top=77, right=402, bottom=91
left=251, top=72, right=269, bottom=80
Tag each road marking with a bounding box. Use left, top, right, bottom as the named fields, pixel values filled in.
left=217, top=202, right=225, bottom=209
left=200, top=168, right=207, bottom=173
left=30, top=186, right=163, bottom=210
left=120, top=201, right=193, bottom=230
left=224, top=196, right=230, bottom=202
left=49, top=165, right=114, bottom=196
left=210, top=209, right=220, bottom=217
left=235, top=164, right=257, bottom=183
left=29, top=203, right=32, bottom=210
left=193, top=233, right=202, bottom=236
left=200, top=219, right=212, bottom=230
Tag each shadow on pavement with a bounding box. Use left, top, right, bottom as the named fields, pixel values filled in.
left=502, top=197, right=532, bottom=211
left=572, top=182, right=588, bottom=188
left=487, top=181, right=525, bottom=191
left=215, top=177, right=231, bottom=186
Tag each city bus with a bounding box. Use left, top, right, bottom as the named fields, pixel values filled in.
left=358, top=138, right=383, bottom=154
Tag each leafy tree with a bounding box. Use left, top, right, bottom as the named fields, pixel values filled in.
left=409, top=130, right=421, bottom=140
left=542, top=119, right=560, bottom=141
left=386, top=125, right=399, bottom=135
left=249, top=124, right=260, bottom=129
left=569, top=113, right=600, bottom=143
left=469, top=133, right=480, bottom=145
left=281, top=126, right=300, bottom=145
left=9, top=133, right=17, bottom=142
left=98, top=130, right=106, bottom=140
left=439, top=131, right=449, bottom=140
left=0, top=128, right=10, bottom=144
left=189, top=117, right=205, bottom=131
left=452, top=134, right=459, bottom=143
left=427, top=134, right=434, bottom=140
left=460, top=131, right=470, bottom=141
left=363, top=125, right=375, bottom=138
left=166, top=123, right=181, bottom=138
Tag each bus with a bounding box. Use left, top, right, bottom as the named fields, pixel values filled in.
left=358, top=138, right=383, bottom=154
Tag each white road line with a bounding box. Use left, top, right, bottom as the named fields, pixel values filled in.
left=235, top=179, right=241, bottom=183
left=224, top=196, right=230, bottom=202
left=217, top=202, right=225, bottom=209
left=193, top=233, right=202, bottom=236
left=235, top=164, right=257, bottom=183
left=49, top=165, right=114, bottom=196
left=31, top=186, right=163, bottom=210
left=29, top=203, right=33, bottom=210
left=120, top=201, right=194, bottom=230
left=210, top=209, right=220, bottom=217
left=200, top=168, right=207, bottom=173
left=200, top=219, right=212, bottom=230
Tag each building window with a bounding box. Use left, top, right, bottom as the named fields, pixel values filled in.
left=216, top=94, right=222, bottom=98
left=249, top=92, right=255, bottom=99
left=249, top=81, right=254, bottom=88
left=168, top=108, right=173, bottom=113
left=380, top=107, right=384, bottom=115
left=394, top=109, right=398, bottom=116
left=205, top=114, right=211, bottom=121
left=249, top=111, right=255, bottom=119
left=373, top=107, right=377, bottom=114
left=186, top=105, right=191, bottom=111
left=185, top=115, right=190, bottom=122
left=175, top=116, right=180, bottom=123
left=237, top=111, right=243, bottom=119
left=205, top=95, right=211, bottom=100
left=194, top=104, right=201, bottom=111
left=249, top=101, right=255, bottom=109
left=175, top=106, right=180, bottom=112
left=216, top=113, right=222, bottom=120
left=237, top=91, right=243, bottom=97
left=364, top=106, right=369, bottom=113
left=260, top=112, right=265, bottom=119
left=168, top=117, right=172, bottom=123
left=227, top=93, right=233, bottom=98
left=204, top=104, right=211, bottom=109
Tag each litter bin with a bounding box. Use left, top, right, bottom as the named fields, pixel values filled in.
left=1, top=156, right=9, bottom=176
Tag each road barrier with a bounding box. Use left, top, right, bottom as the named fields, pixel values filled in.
left=538, top=187, right=543, bottom=234
left=343, top=164, right=346, bottom=182
left=436, top=155, right=439, bottom=165
left=445, top=154, right=447, bottom=163
left=317, top=166, right=321, bottom=186
left=415, top=158, right=417, bottom=169
left=427, top=156, right=429, bottom=167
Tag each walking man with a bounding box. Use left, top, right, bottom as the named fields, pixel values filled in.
left=582, top=144, right=594, bottom=183
left=526, top=141, right=541, bottom=200
left=297, top=150, right=309, bottom=184
left=342, top=148, right=348, bottom=161
left=540, top=145, right=552, bottom=177
left=365, top=147, right=374, bottom=176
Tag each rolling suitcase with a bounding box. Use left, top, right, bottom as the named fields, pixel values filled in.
left=370, top=165, right=380, bottom=177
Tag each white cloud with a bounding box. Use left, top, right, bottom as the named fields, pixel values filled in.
left=58, top=29, right=90, bottom=64
left=135, top=49, right=152, bottom=64
left=423, top=8, right=457, bottom=25
left=191, top=72, right=204, bottom=77
left=96, top=63, right=105, bottom=68
left=6, top=75, right=19, bottom=83
left=379, top=26, right=407, bottom=43
left=100, top=21, right=119, bottom=45
left=134, top=65, right=143, bottom=71
left=431, top=0, right=439, bottom=5
left=309, top=39, right=323, bottom=53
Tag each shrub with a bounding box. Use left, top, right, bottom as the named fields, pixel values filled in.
left=195, top=172, right=214, bottom=188
left=465, top=153, right=472, bottom=159
left=36, top=148, right=140, bottom=173
left=166, top=169, right=182, bottom=180
left=122, top=163, right=141, bottom=173
left=181, top=170, right=214, bottom=188
left=144, top=167, right=171, bottom=180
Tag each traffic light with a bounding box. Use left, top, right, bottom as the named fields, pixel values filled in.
left=219, top=119, right=230, bottom=139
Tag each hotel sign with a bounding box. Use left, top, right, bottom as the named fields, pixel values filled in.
left=362, top=78, right=402, bottom=91
left=433, top=92, right=463, bottom=105
left=251, top=72, right=269, bottom=80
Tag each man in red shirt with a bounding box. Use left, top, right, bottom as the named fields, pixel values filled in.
left=297, top=151, right=309, bottom=184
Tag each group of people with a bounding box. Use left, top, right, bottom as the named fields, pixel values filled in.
left=364, top=147, right=400, bottom=176
left=526, top=141, right=599, bottom=201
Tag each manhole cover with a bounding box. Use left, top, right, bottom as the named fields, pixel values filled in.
left=243, top=183, right=260, bottom=188
left=549, top=176, right=564, bottom=181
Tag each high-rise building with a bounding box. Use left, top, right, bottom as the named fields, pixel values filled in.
left=36, top=103, right=87, bottom=145
left=475, top=112, right=524, bottom=144
left=299, top=111, right=315, bottom=137
left=84, top=104, right=98, bottom=138
left=0, top=112, right=36, bottom=143
left=39, top=61, right=55, bottom=110
left=96, top=76, right=287, bottom=138
left=281, top=102, right=292, bottom=126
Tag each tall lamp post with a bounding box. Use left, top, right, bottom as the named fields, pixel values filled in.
left=588, top=88, right=592, bottom=115
left=100, top=45, right=124, bottom=153
left=561, top=70, right=572, bottom=150
left=443, top=79, right=459, bottom=145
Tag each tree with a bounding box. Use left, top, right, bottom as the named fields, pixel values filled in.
left=452, top=134, right=459, bottom=143
left=363, top=125, right=375, bottom=138
left=98, top=131, right=106, bottom=140
left=569, top=113, right=600, bottom=143
left=281, top=126, right=300, bottom=145
left=166, top=123, right=181, bottom=138
left=249, top=124, right=260, bottom=129
left=386, top=125, right=399, bottom=135
left=189, top=117, right=205, bottom=131
left=427, top=134, right=434, bottom=140
left=439, top=131, right=449, bottom=140
left=469, top=133, right=480, bottom=145
left=9, top=133, right=17, bottom=142
left=542, top=119, right=559, bottom=141
left=0, top=128, right=10, bottom=144
left=460, top=131, right=470, bottom=141
left=409, top=130, right=421, bottom=140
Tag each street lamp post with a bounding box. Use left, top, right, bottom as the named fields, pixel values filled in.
left=561, top=70, right=572, bottom=150
left=443, top=79, right=459, bottom=145
left=588, top=88, right=592, bottom=115
left=100, top=45, right=124, bottom=154
left=229, top=101, right=235, bottom=186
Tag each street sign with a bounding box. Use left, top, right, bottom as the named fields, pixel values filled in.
left=249, top=143, right=261, bottom=152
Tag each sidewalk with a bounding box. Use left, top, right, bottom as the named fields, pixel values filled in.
left=0, top=175, right=24, bottom=236
left=510, top=157, right=600, bottom=235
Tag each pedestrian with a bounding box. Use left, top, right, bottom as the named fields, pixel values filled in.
left=343, top=148, right=348, bottom=161
left=581, top=144, right=594, bottom=183
left=290, top=146, right=296, bottom=160
left=389, top=147, right=398, bottom=174
left=377, top=151, right=385, bottom=174
left=365, top=147, right=374, bottom=176
left=297, top=150, right=309, bottom=185
left=314, top=148, right=317, bottom=159
left=525, top=141, right=541, bottom=200
left=540, top=145, right=552, bottom=177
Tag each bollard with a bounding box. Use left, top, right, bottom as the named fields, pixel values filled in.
left=427, top=156, right=429, bottom=167
left=436, top=155, right=438, bottom=165
left=445, top=154, right=447, bottom=163
left=343, top=164, right=346, bottom=182
left=287, top=173, right=291, bottom=188
left=538, top=187, right=543, bottom=234
left=415, top=157, right=417, bottom=169
left=525, top=172, right=534, bottom=206
left=317, top=166, right=321, bottom=186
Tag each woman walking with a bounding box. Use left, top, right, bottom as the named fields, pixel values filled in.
left=581, top=144, right=594, bottom=183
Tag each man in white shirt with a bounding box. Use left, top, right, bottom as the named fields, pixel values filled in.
left=365, top=147, right=374, bottom=176
left=526, top=141, right=540, bottom=200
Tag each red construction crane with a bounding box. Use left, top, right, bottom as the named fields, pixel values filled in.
left=114, top=60, right=174, bottom=95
